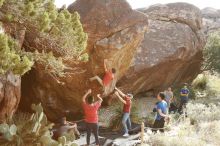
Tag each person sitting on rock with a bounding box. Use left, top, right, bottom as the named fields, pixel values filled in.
left=152, top=92, right=169, bottom=133
left=90, top=59, right=116, bottom=95
left=114, top=87, right=133, bottom=137
left=82, top=89, right=103, bottom=146
left=53, top=117, right=80, bottom=141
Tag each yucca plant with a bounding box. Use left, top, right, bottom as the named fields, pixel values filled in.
left=109, top=100, right=142, bottom=131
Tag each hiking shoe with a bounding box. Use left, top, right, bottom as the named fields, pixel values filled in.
left=123, top=133, right=129, bottom=137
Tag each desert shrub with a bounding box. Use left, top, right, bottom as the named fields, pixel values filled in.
left=109, top=99, right=142, bottom=131
left=145, top=101, right=220, bottom=146
left=192, top=74, right=208, bottom=90
left=1, top=0, right=87, bottom=59
left=144, top=112, right=155, bottom=126
left=203, top=32, right=220, bottom=73
left=0, top=32, right=33, bottom=75
left=191, top=73, right=219, bottom=99
left=187, top=102, right=220, bottom=123
left=206, top=73, right=220, bottom=95
left=0, top=0, right=88, bottom=77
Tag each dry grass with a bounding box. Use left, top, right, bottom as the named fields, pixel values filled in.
left=145, top=101, right=220, bottom=146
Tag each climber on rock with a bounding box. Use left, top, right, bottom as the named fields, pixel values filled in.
left=90, top=59, right=116, bottom=95
left=114, top=87, right=133, bottom=137
left=82, top=89, right=103, bottom=146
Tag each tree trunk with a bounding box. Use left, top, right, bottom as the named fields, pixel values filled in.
left=0, top=72, right=21, bottom=123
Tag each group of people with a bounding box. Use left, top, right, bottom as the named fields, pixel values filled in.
left=152, top=84, right=189, bottom=133
left=82, top=59, right=133, bottom=146
left=55, top=59, right=191, bottom=146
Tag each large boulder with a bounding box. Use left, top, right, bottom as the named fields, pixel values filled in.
left=118, top=3, right=206, bottom=94
left=68, top=0, right=148, bottom=80
left=20, top=2, right=206, bottom=121
left=202, top=7, right=220, bottom=35
left=20, top=0, right=148, bottom=121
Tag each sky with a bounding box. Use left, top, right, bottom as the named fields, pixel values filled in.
left=55, top=0, right=220, bottom=9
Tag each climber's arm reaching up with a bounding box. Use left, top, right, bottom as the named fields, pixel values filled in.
left=114, top=91, right=126, bottom=104
left=96, top=94, right=103, bottom=104
left=104, top=59, right=108, bottom=72
left=115, top=87, right=126, bottom=97
left=82, top=89, right=92, bottom=103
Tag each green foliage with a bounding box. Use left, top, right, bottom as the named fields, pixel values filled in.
left=192, top=74, right=208, bottom=90
left=0, top=33, right=33, bottom=75
left=203, top=32, right=220, bottom=73
left=0, top=0, right=4, bottom=7
left=0, top=103, right=78, bottom=146
left=79, top=53, right=89, bottom=62
left=32, top=51, right=67, bottom=77
left=2, top=0, right=88, bottom=59
left=145, top=102, right=220, bottom=146
left=0, top=0, right=88, bottom=77
left=109, top=100, right=142, bottom=131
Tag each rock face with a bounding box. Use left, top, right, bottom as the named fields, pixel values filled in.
left=202, top=7, right=220, bottom=34
left=118, top=3, right=206, bottom=94
left=20, top=2, right=206, bottom=121
left=68, top=0, right=148, bottom=81
left=0, top=72, right=20, bottom=123
left=20, top=0, right=148, bottom=121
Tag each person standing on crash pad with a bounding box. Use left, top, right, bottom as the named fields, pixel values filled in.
left=90, top=59, right=116, bottom=95
left=82, top=89, right=103, bottom=146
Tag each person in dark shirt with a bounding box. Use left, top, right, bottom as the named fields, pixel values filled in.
left=53, top=117, right=80, bottom=141
left=153, top=92, right=169, bottom=133
left=114, top=87, right=133, bottom=137
left=178, top=83, right=190, bottom=114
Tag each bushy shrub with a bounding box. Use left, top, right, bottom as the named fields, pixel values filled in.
left=145, top=101, right=220, bottom=146
left=0, top=0, right=88, bottom=76
left=1, top=0, right=88, bottom=59
left=0, top=32, right=33, bottom=75
left=192, top=74, right=208, bottom=90
left=109, top=99, right=142, bottom=131
left=203, top=32, right=220, bottom=73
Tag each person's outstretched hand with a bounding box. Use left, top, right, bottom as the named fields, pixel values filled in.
left=87, top=89, right=92, bottom=94
left=114, top=91, right=119, bottom=96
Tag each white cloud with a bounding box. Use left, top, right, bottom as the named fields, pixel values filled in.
left=55, top=0, right=220, bottom=9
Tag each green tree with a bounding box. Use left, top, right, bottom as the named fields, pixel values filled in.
left=0, top=0, right=88, bottom=76
left=203, top=32, right=220, bottom=73
left=0, top=32, right=33, bottom=75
